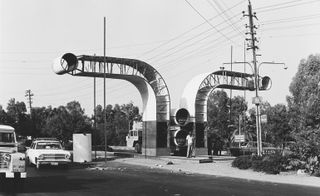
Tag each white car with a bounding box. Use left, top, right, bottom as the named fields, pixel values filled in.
left=26, top=138, right=71, bottom=169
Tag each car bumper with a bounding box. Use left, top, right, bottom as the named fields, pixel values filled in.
left=0, top=172, right=27, bottom=178
left=38, top=159, right=71, bottom=166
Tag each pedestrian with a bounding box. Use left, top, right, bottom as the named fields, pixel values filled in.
left=186, top=131, right=194, bottom=158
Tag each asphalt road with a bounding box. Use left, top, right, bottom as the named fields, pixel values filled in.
left=1, top=161, right=320, bottom=196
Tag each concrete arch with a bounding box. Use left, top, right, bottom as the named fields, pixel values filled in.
left=180, top=70, right=254, bottom=151
left=53, top=53, right=171, bottom=156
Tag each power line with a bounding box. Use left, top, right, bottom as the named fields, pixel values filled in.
left=207, top=0, right=245, bottom=39
left=257, top=0, right=320, bottom=13
left=184, top=0, right=239, bottom=46
left=255, top=0, right=303, bottom=11
left=147, top=14, right=241, bottom=63
left=261, top=13, right=320, bottom=25
left=138, top=0, right=246, bottom=59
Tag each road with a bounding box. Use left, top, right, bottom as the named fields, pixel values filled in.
left=1, top=160, right=320, bottom=196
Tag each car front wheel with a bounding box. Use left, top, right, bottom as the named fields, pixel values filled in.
left=35, top=158, right=40, bottom=170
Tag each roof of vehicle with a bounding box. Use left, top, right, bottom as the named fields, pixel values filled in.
left=0, top=125, right=15, bottom=133
left=34, top=137, right=58, bottom=140
left=33, top=138, right=60, bottom=143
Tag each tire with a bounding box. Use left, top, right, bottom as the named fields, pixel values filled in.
left=35, top=158, right=40, bottom=170
left=26, top=157, right=32, bottom=166
left=134, top=143, right=141, bottom=153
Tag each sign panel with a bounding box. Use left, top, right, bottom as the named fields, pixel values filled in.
left=261, top=114, right=267, bottom=124
left=252, top=96, right=263, bottom=105
left=234, top=135, right=245, bottom=142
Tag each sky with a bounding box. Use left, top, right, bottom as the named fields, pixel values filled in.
left=1, top=0, right=320, bottom=116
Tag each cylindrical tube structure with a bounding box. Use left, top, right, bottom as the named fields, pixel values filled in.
left=52, top=53, right=78, bottom=75
left=171, top=108, right=190, bottom=126
left=173, top=128, right=188, bottom=147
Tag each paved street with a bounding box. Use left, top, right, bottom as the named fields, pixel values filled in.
left=1, top=160, right=320, bottom=196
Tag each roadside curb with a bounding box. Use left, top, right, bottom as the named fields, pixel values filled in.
left=112, top=156, right=320, bottom=188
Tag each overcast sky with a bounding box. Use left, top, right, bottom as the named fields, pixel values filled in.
left=1, top=0, right=320, bottom=115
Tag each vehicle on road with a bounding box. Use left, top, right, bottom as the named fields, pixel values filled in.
left=126, top=121, right=142, bottom=153
left=0, top=125, right=26, bottom=187
left=229, top=141, right=280, bottom=156
left=26, top=138, right=71, bottom=169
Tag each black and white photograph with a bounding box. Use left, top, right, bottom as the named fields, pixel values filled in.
left=1, top=0, right=320, bottom=195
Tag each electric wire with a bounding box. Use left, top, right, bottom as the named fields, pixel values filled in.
left=207, top=0, right=245, bottom=39
left=184, top=0, right=240, bottom=46
left=137, top=0, right=246, bottom=59
left=3, top=0, right=320, bottom=109
left=257, top=0, right=320, bottom=13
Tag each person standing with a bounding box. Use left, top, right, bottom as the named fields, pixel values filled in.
left=186, top=131, right=194, bottom=158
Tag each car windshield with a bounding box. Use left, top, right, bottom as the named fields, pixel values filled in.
left=36, top=142, right=62, bottom=150
left=0, top=132, right=15, bottom=143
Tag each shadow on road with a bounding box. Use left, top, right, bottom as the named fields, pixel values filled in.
left=0, top=164, right=102, bottom=194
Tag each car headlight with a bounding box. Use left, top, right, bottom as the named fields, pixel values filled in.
left=38, top=154, right=44, bottom=160
left=2, top=153, right=11, bottom=163
left=65, top=154, right=70, bottom=159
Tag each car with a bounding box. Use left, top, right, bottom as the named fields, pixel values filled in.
left=26, top=138, right=71, bottom=169
left=0, top=125, right=27, bottom=187
left=229, top=141, right=280, bottom=156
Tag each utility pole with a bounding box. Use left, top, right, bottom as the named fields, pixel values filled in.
left=229, top=46, right=233, bottom=127
left=25, top=89, right=34, bottom=115
left=243, top=0, right=262, bottom=156
left=94, top=54, right=97, bottom=160
left=103, top=17, right=107, bottom=163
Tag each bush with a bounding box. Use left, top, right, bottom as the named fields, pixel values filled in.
left=252, top=155, right=282, bottom=174
left=232, top=154, right=290, bottom=174
left=232, top=155, right=252, bottom=169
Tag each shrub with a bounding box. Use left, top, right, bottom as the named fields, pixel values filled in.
left=253, top=155, right=282, bottom=174
left=251, top=156, right=264, bottom=172
left=232, top=154, right=291, bottom=175
left=232, top=155, right=252, bottom=169
left=305, top=156, right=320, bottom=175
left=313, top=169, right=320, bottom=177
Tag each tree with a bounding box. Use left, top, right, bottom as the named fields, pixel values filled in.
left=207, top=90, right=229, bottom=140
left=5, top=98, right=33, bottom=135
left=264, top=104, right=292, bottom=146
left=207, top=90, right=248, bottom=149
left=287, top=54, right=320, bottom=172
left=93, top=102, right=142, bottom=146
left=288, top=54, right=320, bottom=130
left=32, top=106, right=53, bottom=137
left=66, top=101, right=91, bottom=133
left=44, top=101, right=92, bottom=142
left=0, top=105, right=9, bottom=124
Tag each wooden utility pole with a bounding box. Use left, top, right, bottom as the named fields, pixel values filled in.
left=244, top=0, right=262, bottom=156
left=25, top=89, right=34, bottom=115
